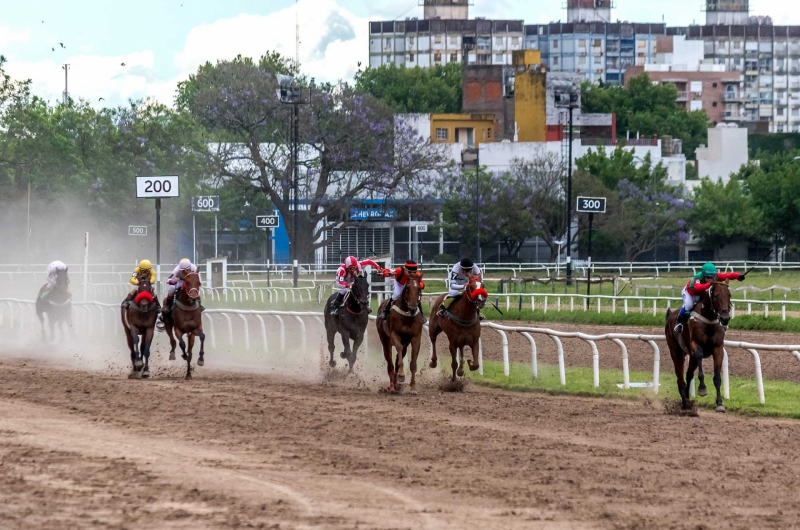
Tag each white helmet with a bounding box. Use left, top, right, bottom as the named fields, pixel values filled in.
left=179, top=258, right=192, bottom=270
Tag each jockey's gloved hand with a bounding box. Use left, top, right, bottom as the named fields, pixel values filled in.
left=738, top=274, right=746, bottom=281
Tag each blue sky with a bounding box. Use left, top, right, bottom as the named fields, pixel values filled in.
left=1, top=0, right=797, bottom=108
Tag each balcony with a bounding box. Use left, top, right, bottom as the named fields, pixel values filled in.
left=722, top=92, right=744, bottom=102
left=676, top=91, right=688, bottom=101
left=723, top=111, right=746, bottom=121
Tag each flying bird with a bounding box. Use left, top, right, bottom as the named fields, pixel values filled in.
left=59, top=42, right=65, bottom=48
left=51, top=47, right=54, bottom=51
left=98, top=97, right=105, bottom=101
left=120, top=62, right=126, bottom=66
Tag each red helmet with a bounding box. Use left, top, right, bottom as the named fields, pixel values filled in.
left=344, top=256, right=358, bottom=269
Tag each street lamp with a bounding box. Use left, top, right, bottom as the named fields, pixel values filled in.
left=276, top=74, right=311, bottom=287
left=554, top=80, right=580, bottom=285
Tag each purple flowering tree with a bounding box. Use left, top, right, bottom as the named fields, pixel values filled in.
left=182, top=55, right=452, bottom=261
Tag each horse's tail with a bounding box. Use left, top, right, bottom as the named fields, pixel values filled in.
left=665, top=308, right=672, bottom=322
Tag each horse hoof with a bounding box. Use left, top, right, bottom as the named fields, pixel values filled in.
left=715, top=405, right=726, bottom=413
left=169, top=352, right=176, bottom=361
left=388, top=385, right=398, bottom=394
left=181, top=353, right=188, bottom=361
left=329, top=360, right=336, bottom=368
left=141, top=369, right=150, bottom=379
left=429, top=360, right=438, bottom=369
left=339, top=351, right=347, bottom=359
left=128, top=372, right=138, bottom=379
left=468, top=362, right=480, bottom=372
left=409, top=389, right=418, bottom=396
left=185, top=374, right=192, bottom=380
left=197, top=358, right=204, bottom=367
left=397, top=374, right=406, bottom=383
left=134, top=360, right=143, bottom=369
left=457, top=368, right=465, bottom=377
left=698, top=387, right=708, bottom=397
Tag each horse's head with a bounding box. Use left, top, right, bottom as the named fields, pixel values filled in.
left=54, top=269, right=69, bottom=291
left=182, top=272, right=201, bottom=299
left=403, top=270, right=424, bottom=314
left=351, top=274, right=370, bottom=308
left=466, top=276, right=488, bottom=310
left=137, top=277, right=153, bottom=294
left=708, top=281, right=732, bottom=327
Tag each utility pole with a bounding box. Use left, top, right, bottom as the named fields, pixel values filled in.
left=62, top=64, right=70, bottom=104
left=554, top=79, right=580, bottom=286
left=476, top=147, right=481, bottom=264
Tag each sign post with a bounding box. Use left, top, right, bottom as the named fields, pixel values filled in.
left=191, top=195, right=220, bottom=264
left=576, top=196, right=607, bottom=297
left=137, top=176, right=180, bottom=294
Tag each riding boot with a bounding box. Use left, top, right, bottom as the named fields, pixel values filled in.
left=674, top=308, right=689, bottom=333
left=121, top=292, right=134, bottom=309
left=380, top=300, right=393, bottom=320
left=437, top=296, right=453, bottom=317
left=330, top=293, right=344, bottom=315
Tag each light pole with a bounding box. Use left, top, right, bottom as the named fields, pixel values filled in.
left=554, top=80, right=580, bottom=285
left=277, top=74, right=310, bottom=287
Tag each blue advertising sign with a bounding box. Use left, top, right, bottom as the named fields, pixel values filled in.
left=349, top=207, right=398, bottom=220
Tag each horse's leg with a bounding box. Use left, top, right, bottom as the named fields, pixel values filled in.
left=671, top=352, right=687, bottom=410
left=712, top=347, right=725, bottom=412
left=383, top=334, right=397, bottom=393
left=178, top=330, right=188, bottom=361
left=165, top=319, right=177, bottom=361
left=124, top=324, right=137, bottom=377
left=185, top=333, right=194, bottom=380
left=409, top=333, right=422, bottom=393
left=196, top=328, right=206, bottom=367
left=326, top=322, right=337, bottom=368
left=685, top=354, right=698, bottom=409
left=448, top=342, right=459, bottom=382
left=141, top=326, right=155, bottom=378
left=428, top=316, right=441, bottom=369
left=695, top=346, right=707, bottom=397
left=349, top=331, right=363, bottom=374
left=131, top=328, right=143, bottom=370
left=340, top=329, right=352, bottom=371
left=397, top=344, right=407, bottom=383
left=467, top=338, right=480, bottom=371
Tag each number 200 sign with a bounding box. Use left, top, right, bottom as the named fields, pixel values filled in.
left=576, top=196, right=607, bottom=214
left=136, top=176, right=180, bottom=198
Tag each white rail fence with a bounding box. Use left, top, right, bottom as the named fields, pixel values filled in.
left=3, top=298, right=800, bottom=406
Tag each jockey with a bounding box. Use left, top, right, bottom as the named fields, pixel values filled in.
left=437, top=257, right=483, bottom=320
left=41, top=260, right=70, bottom=299
left=330, top=255, right=383, bottom=315
left=122, top=259, right=158, bottom=308
left=379, top=260, right=427, bottom=323
left=674, top=262, right=745, bottom=333
left=163, top=258, right=203, bottom=314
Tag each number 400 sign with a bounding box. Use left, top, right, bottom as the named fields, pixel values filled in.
left=136, top=176, right=180, bottom=198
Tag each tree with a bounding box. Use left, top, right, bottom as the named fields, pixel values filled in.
left=688, top=178, right=765, bottom=254
left=582, top=74, right=710, bottom=158
left=746, top=160, right=800, bottom=250
left=354, top=63, right=462, bottom=114
left=180, top=54, right=453, bottom=261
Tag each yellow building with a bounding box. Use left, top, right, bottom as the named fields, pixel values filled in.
left=512, top=50, right=548, bottom=143
left=429, top=114, right=497, bottom=148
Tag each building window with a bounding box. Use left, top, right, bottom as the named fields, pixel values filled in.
left=408, top=52, right=414, bottom=61
left=594, top=55, right=602, bottom=64
left=713, top=102, right=718, bottom=107
left=435, top=128, right=449, bottom=140
left=495, top=37, right=504, bottom=46
left=495, top=53, right=505, bottom=63
left=690, top=81, right=703, bottom=94
left=712, top=82, right=718, bottom=88
left=578, top=39, right=586, bottom=48
left=552, top=39, right=559, bottom=49
left=637, top=40, right=646, bottom=49
left=778, top=108, right=785, bottom=116
left=593, top=39, right=602, bottom=47
left=553, top=56, right=559, bottom=66
left=793, top=109, right=800, bottom=117
left=449, top=35, right=458, bottom=46
left=450, top=53, right=458, bottom=63
left=578, top=56, right=587, bottom=66
left=511, top=36, right=520, bottom=46
left=434, top=35, right=442, bottom=44
left=408, top=37, right=415, bottom=47
left=434, top=52, right=442, bottom=63
left=733, top=40, right=742, bottom=49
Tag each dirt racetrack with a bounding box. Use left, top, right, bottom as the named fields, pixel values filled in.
left=1, top=352, right=800, bottom=529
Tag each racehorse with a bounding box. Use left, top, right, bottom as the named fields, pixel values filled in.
left=162, top=272, right=205, bottom=380
left=428, top=276, right=488, bottom=381
left=121, top=277, right=159, bottom=378
left=665, top=280, right=732, bottom=412
left=35, top=269, right=75, bottom=342
left=324, top=274, right=370, bottom=374
left=376, top=271, right=424, bottom=393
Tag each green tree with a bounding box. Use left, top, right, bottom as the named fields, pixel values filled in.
left=354, top=63, right=462, bottom=114
left=582, top=74, right=710, bottom=158
left=688, top=178, right=765, bottom=254
left=746, top=160, right=800, bottom=250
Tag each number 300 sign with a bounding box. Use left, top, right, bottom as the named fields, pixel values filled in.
left=136, top=176, right=180, bottom=198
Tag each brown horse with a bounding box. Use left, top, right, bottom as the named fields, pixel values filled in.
left=428, top=276, right=488, bottom=381
left=324, top=274, right=370, bottom=373
left=162, top=272, right=205, bottom=379
left=376, top=271, right=424, bottom=393
left=665, top=281, right=732, bottom=412
left=35, top=269, right=75, bottom=342
left=121, top=277, right=159, bottom=378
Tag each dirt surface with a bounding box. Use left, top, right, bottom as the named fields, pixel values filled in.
left=0, top=355, right=799, bottom=529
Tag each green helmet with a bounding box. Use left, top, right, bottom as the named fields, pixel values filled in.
left=701, top=262, right=717, bottom=277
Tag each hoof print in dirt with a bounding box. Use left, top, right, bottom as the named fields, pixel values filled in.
left=663, top=399, right=699, bottom=417
left=439, top=379, right=467, bottom=393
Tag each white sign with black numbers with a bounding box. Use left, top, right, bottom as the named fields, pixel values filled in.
left=136, top=176, right=180, bottom=198
left=256, top=215, right=280, bottom=229
left=416, top=224, right=428, bottom=233
left=192, top=195, right=220, bottom=212
left=576, top=196, right=607, bottom=213
left=128, top=226, right=147, bottom=236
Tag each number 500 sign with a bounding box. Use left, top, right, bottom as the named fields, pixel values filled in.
left=136, top=176, right=180, bottom=198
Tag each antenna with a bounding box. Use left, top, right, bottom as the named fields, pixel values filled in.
left=296, top=0, right=300, bottom=69
left=62, top=63, right=70, bottom=104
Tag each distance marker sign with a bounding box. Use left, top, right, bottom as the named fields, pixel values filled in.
left=136, top=176, right=180, bottom=198
left=256, top=215, right=280, bottom=229
left=576, top=196, right=607, bottom=214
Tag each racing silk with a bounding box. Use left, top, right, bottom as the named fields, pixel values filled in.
left=335, top=259, right=381, bottom=288
left=390, top=267, right=416, bottom=286
left=449, top=262, right=481, bottom=292
left=685, top=271, right=742, bottom=296
left=130, top=266, right=156, bottom=286
left=46, top=261, right=69, bottom=287
left=168, top=262, right=200, bottom=285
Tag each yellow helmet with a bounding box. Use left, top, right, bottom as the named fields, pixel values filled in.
left=139, top=259, right=152, bottom=269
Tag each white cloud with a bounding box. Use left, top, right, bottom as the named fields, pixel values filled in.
left=0, top=26, right=30, bottom=49
left=175, top=0, right=369, bottom=84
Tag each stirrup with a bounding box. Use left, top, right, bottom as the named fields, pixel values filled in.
left=674, top=323, right=683, bottom=334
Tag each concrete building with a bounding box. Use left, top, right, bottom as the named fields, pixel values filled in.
left=692, top=123, right=749, bottom=184
left=625, top=36, right=745, bottom=125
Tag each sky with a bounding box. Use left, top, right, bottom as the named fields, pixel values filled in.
left=1, top=0, right=798, bottom=108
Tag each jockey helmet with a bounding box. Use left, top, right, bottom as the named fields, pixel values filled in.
left=403, top=260, right=418, bottom=272
left=344, top=256, right=358, bottom=269
left=179, top=258, right=192, bottom=270
left=460, top=257, right=474, bottom=269
left=139, top=259, right=152, bottom=270
left=701, top=262, right=717, bottom=277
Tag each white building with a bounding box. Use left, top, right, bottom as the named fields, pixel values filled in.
left=691, top=123, right=749, bottom=187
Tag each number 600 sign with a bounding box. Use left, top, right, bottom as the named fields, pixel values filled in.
left=136, top=176, right=180, bottom=198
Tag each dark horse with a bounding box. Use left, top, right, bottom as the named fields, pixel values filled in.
left=35, top=269, right=75, bottom=342
left=121, top=278, right=160, bottom=379
left=428, top=276, right=488, bottom=381
left=162, top=272, right=205, bottom=379
left=376, top=271, right=424, bottom=393
left=324, top=274, right=370, bottom=373
left=665, top=281, right=732, bottom=412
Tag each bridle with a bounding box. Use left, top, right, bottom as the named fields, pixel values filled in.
left=345, top=276, right=370, bottom=314
left=182, top=272, right=201, bottom=298
left=704, top=281, right=731, bottom=327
